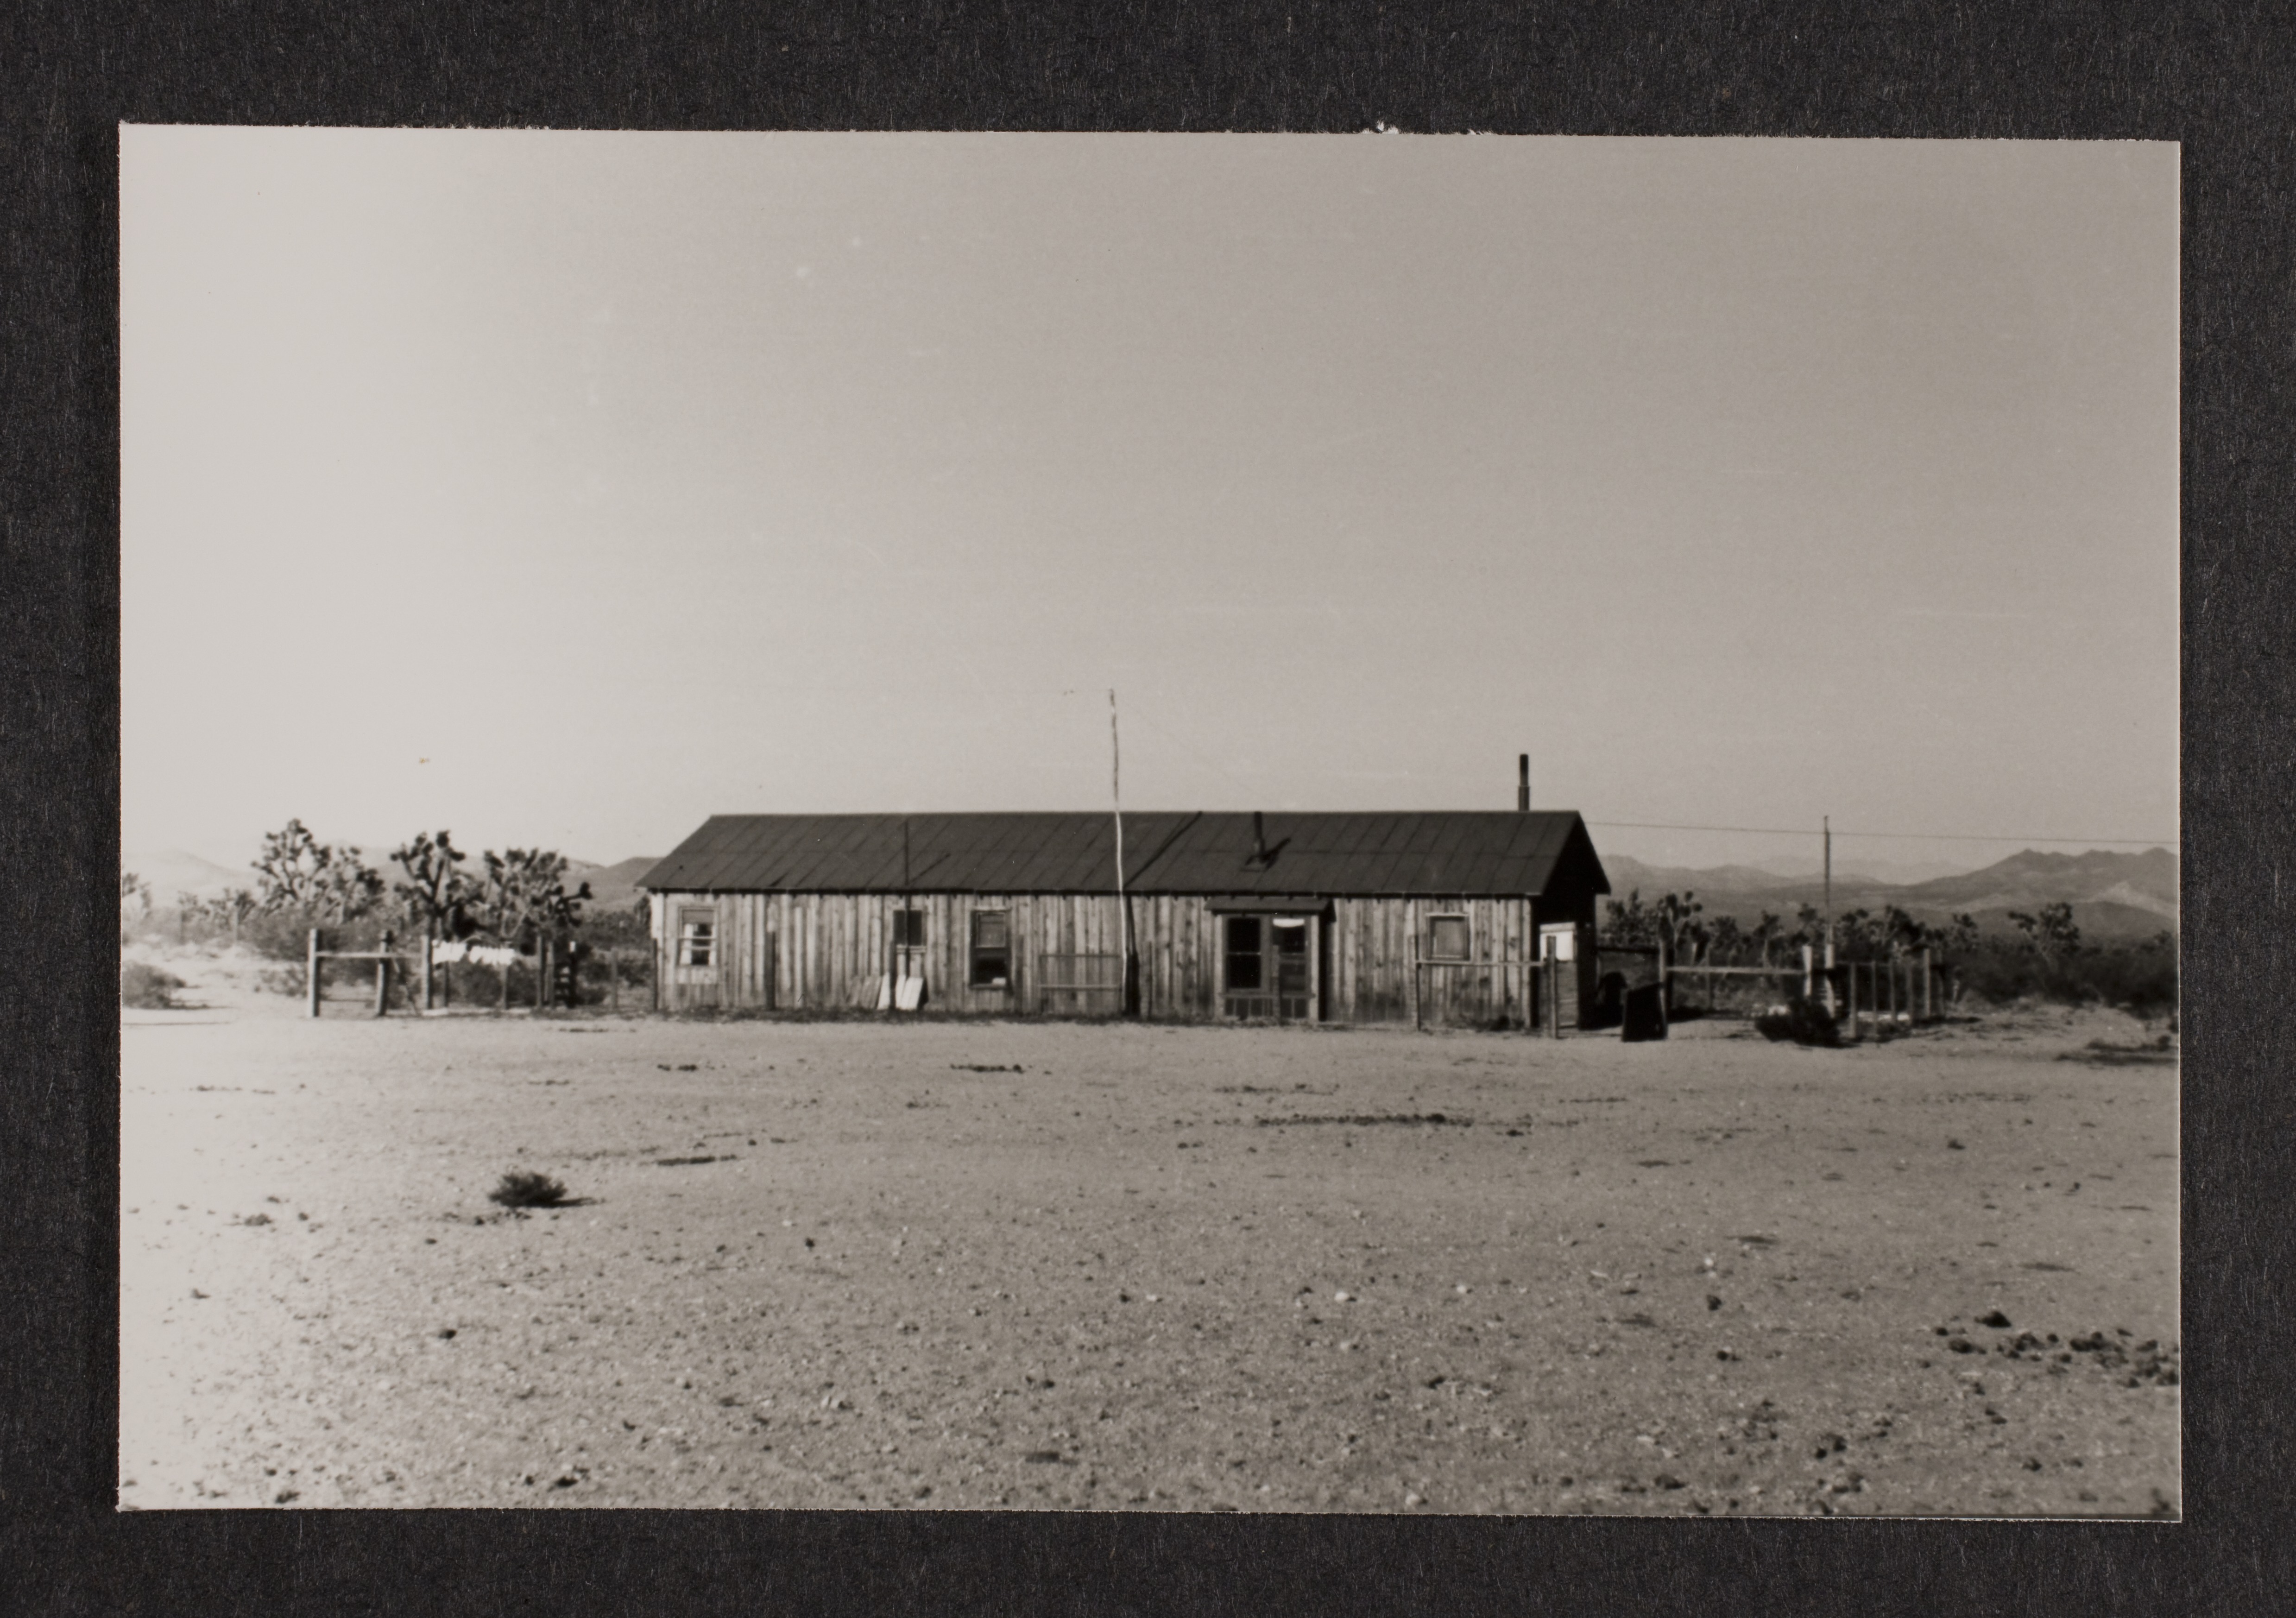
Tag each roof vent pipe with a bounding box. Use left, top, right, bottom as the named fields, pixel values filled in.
left=1250, top=810, right=1268, bottom=866
left=1518, top=754, right=1531, bottom=812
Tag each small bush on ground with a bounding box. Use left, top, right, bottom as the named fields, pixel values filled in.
left=120, top=961, right=185, bottom=1010
left=489, top=1170, right=570, bottom=1209
left=1755, top=997, right=1842, bottom=1047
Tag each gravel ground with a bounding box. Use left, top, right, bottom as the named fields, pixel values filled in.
left=120, top=949, right=2177, bottom=1516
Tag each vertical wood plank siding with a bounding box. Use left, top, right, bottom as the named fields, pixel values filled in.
left=652, top=890, right=1579, bottom=1024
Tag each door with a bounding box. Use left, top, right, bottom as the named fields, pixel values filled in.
left=670, top=903, right=722, bottom=1010
left=1540, top=923, right=1583, bottom=1031
left=1223, top=915, right=1270, bottom=1018
left=1222, top=914, right=1317, bottom=1021
left=1272, top=918, right=1312, bottom=1019
left=889, top=906, right=927, bottom=1009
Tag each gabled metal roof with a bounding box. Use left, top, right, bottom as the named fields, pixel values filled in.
left=640, top=811, right=1608, bottom=899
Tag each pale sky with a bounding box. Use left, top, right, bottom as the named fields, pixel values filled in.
left=121, top=130, right=2177, bottom=875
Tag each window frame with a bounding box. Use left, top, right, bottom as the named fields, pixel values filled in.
left=892, top=908, right=927, bottom=949
left=676, top=904, right=718, bottom=968
left=968, top=908, right=1012, bottom=989
left=1426, top=913, right=1472, bottom=962
left=1223, top=914, right=1266, bottom=992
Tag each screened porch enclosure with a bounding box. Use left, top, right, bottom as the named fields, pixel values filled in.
left=1218, top=912, right=1319, bottom=1021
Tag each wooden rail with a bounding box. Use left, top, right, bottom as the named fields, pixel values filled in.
left=307, top=930, right=639, bottom=1018
left=306, top=929, right=417, bottom=1018
left=1657, top=947, right=1942, bottom=1038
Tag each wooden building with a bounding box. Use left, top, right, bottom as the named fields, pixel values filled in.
left=641, top=810, right=1610, bottom=1028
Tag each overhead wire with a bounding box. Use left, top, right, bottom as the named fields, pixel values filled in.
left=1583, top=819, right=2174, bottom=847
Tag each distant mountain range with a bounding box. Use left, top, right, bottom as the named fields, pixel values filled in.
left=1602, top=847, right=2178, bottom=939
left=121, top=848, right=253, bottom=900
left=564, top=857, right=660, bottom=914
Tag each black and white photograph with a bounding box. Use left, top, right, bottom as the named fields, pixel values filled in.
left=118, top=128, right=2178, bottom=1517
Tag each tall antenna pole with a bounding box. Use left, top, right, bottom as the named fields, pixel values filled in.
left=1110, top=690, right=1131, bottom=1013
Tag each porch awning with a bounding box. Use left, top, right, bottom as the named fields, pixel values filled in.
left=1203, top=895, right=1330, bottom=915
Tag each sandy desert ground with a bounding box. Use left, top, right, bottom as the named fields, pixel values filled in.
left=119, top=946, right=2178, bottom=1516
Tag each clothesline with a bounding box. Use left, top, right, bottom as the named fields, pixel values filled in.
left=428, top=939, right=522, bottom=968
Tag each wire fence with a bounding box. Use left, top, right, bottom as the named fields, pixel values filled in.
left=303, top=930, right=656, bottom=1017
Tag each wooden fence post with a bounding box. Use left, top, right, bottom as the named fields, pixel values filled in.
left=374, top=929, right=392, bottom=1018
left=610, top=948, right=620, bottom=1014
left=307, top=928, right=321, bottom=1019
left=1923, top=948, right=1934, bottom=1019
left=419, top=933, right=432, bottom=1012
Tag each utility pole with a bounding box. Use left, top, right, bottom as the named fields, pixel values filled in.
left=1822, top=816, right=1836, bottom=1013
left=1110, top=690, right=1133, bottom=1015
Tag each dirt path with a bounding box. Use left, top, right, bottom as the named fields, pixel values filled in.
left=120, top=956, right=2177, bottom=1515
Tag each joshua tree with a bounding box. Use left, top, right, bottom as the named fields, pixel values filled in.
left=472, top=848, right=592, bottom=952
left=252, top=819, right=328, bottom=911
left=1603, top=888, right=1709, bottom=961
left=310, top=849, right=385, bottom=923
left=251, top=818, right=381, bottom=924
left=2007, top=902, right=2082, bottom=964
left=214, top=887, right=259, bottom=945
left=391, top=830, right=473, bottom=941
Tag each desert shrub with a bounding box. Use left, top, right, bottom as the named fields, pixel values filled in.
left=240, top=907, right=323, bottom=962
left=489, top=1170, right=570, bottom=1209
left=238, top=905, right=420, bottom=963
left=120, top=961, right=185, bottom=1010
left=579, top=896, right=653, bottom=950
left=2060, top=940, right=2179, bottom=1019
left=1948, top=935, right=2177, bottom=1019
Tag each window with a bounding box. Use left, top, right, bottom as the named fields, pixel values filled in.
left=969, top=909, right=1011, bottom=987
left=892, top=909, right=927, bottom=948
left=1427, top=915, right=1470, bottom=961
left=676, top=907, right=716, bottom=967
left=1224, top=915, right=1264, bottom=990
